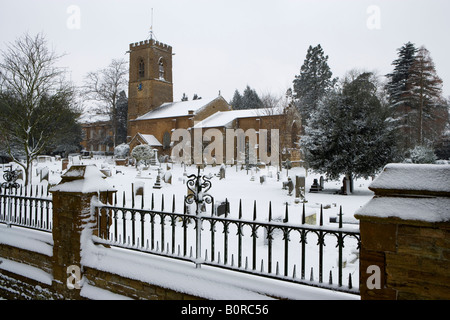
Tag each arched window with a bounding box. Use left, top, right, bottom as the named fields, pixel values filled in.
left=138, top=59, right=145, bottom=78
left=158, top=57, right=165, bottom=80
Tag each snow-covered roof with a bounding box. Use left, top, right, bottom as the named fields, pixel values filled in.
left=134, top=96, right=227, bottom=121
left=133, top=133, right=162, bottom=147
left=78, top=111, right=110, bottom=124
left=193, top=108, right=284, bottom=129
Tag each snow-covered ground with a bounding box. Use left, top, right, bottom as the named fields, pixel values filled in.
left=1, top=157, right=373, bottom=299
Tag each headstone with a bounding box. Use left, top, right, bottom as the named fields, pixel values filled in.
left=216, top=201, right=229, bottom=216
left=163, top=170, right=172, bottom=184
left=150, top=149, right=157, bottom=166
left=309, top=178, right=320, bottom=192
left=100, top=169, right=111, bottom=177
left=250, top=168, right=255, bottom=181
left=295, top=175, right=305, bottom=201
left=341, top=176, right=350, bottom=195
left=260, top=175, right=266, bottom=185
left=153, top=168, right=162, bottom=189
left=40, top=167, right=49, bottom=182
left=62, top=159, right=69, bottom=171
left=319, top=176, right=324, bottom=191
left=219, top=164, right=226, bottom=180
left=71, top=155, right=81, bottom=165
left=287, top=177, right=294, bottom=196
left=133, top=181, right=145, bottom=196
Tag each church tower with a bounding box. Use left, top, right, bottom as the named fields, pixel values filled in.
left=127, top=38, right=174, bottom=135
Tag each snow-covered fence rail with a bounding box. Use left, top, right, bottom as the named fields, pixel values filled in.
left=0, top=185, right=52, bottom=232
left=93, top=192, right=360, bottom=294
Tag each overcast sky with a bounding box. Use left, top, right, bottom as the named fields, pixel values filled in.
left=1, top=0, right=449, bottom=105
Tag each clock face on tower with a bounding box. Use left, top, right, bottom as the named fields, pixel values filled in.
left=138, top=83, right=143, bottom=91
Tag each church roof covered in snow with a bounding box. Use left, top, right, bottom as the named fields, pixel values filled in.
left=130, top=133, right=162, bottom=147
left=134, top=96, right=228, bottom=121
left=193, top=108, right=284, bottom=129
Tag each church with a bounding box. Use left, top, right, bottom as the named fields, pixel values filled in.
left=80, top=35, right=300, bottom=164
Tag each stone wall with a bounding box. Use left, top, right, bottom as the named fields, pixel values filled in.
left=356, top=164, right=450, bottom=300
left=83, top=267, right=202, bottom=300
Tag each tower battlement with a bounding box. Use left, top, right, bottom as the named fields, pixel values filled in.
left=130, top=39, right=172, bottom=52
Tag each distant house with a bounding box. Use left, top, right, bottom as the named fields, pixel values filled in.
left=79, top=112, right=114, bottom=154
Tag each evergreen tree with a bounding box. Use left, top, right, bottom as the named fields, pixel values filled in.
left=385, top=42, right=418, bottom=152
left=301, top=72, right=397, bottom=192
left=241, top=85, right=263, bottom=109
left=116, top=90, right=128, bottom=145
left=230, top=86, right=262, bottom=110
left=386, top=43, right=446, bottom=151
left=230, top=90, right=243, bottom=110
left=292, top=44, right=336, bottom=123
left=408, top=46, right=444, bottom=145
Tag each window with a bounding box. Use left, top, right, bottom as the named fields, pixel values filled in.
left=158, top=57, right=165, bottom=80
left=138, top=59, right=145, bottom=78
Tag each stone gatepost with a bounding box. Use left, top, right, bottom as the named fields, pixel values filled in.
left=355, top=164, right=450, bottom=300
left=50, top=165, right=116, bottom=299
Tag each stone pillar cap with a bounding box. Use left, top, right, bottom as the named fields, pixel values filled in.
left=50, top=165, right=116, bottom=194
left=369, top=163, right=450, bottom=197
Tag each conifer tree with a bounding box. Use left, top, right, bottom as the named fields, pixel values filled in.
left=385, top=42, right=418, bottom=151
left=302, top=72, right=397, bottom=192
left=230, top=89, right=243, bottom=110
left=408, top=46, right=444, bottom=145
left=292, top=44, right=336, bottom=123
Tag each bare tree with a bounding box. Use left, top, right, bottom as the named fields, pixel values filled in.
left=259, top=90, right=302, bottom=170
left=0, top=33, right=74, bottom=185
left=83, top=59, right=128, bottom=147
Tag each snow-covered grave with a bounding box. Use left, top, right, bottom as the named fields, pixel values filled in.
left=0, top=156, right=375, bottom=298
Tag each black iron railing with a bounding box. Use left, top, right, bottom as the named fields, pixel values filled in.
left=0, top=184, right=53, bottom=232
left=93, top=169, right=360, bottom=294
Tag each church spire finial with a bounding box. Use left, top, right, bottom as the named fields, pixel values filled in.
left=149, top=8, right=157, bottom=41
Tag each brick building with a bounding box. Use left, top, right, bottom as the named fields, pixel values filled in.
left=79, top=112, right=113, bottom=154
left=80, top=35, right=300, bottom=163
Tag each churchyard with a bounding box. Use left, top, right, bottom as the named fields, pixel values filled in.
left=0, top=155, right=371, bottom=291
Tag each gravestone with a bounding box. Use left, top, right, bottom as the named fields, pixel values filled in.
left=62, top=159, right=69, bottom=171
left=133, top=181, right=145, bottom=196
left=341, top=176, right=350, bottom=195
left=40, top=167, right=49, bottom=182
left=319, top=176, right=324, bottom=191
left=216, top=201, right=229, bottom=216
left=260, top=175, right=266, bottom=185
left=309, top=178, right=320, bottom=192
left=100, top=169, right=112, bottom=177
left=287, top=177, right=294, bottom=196
left=219, top=164, right=226, bottom=180
left=153, top=168, right=162, bottom=189
left=163, top=169, right=172, bottom=184
left=295, top=175, right=305, bottom=202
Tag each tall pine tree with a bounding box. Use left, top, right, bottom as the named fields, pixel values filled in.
left=408, top=46, right=444, bottom=146
left=292, top=44, right=336, bottom=124
left=230, top=86, right=262, bottom=110
left=302, top=72, right=397, bottom=192
left=385, top=42, right=418, bottom=152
